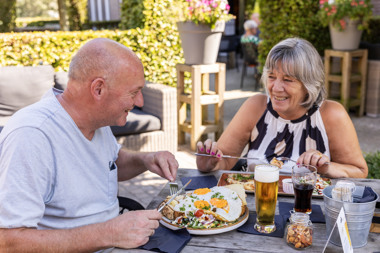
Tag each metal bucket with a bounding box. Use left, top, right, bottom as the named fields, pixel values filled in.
left=323, top=185, right=378, bottom=248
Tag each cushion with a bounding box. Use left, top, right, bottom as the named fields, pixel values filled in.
left=54, top=71, right=69, bottom=90
left=0, top=65, right=55, bottom=117
left=111, top=108, right=161, bottom=136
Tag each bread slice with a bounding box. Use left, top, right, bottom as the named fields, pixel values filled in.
left=224, top=184, right=247, bottom=205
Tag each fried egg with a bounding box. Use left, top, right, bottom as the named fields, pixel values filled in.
left=172, top=186, right=243, bottom=222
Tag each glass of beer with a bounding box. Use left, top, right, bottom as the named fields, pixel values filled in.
left=291, top=164, right=317, bottom=214
left=254, top=164, right=280, bottom=234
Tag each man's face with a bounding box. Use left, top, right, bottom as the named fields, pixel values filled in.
left=103, top=64, right=145, bottom=127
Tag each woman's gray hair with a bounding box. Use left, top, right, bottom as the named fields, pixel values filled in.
left=261, top=38, right=326, bottom=109
left=244, top=20, right=258, bottom=31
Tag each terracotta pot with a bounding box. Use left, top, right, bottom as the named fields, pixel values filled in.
left=177, top=21, right=225, bottom=65
left=329, top=19, right=363, bottom=50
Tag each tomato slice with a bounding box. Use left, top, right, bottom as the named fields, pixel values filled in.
left=194, top=209, right=204, bottom=217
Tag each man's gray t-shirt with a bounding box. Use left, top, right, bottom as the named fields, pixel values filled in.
left=0, top=88, right=120, bottom=229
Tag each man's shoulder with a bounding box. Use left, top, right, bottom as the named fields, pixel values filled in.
left=2, top=96, right=61, bottom=135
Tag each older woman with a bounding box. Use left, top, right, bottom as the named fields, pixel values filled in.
left=196, top=38, right=368, bottom=178
left=241, top=20, right=260, bottom=44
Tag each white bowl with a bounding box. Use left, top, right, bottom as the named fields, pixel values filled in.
left=282, top=178, right=294, bottom=194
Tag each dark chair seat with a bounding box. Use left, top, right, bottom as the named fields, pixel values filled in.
left=111, top=108, right=161, bottom=136
left=118, top=196, right=145, bottom=214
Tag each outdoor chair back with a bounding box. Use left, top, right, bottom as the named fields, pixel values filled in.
left=240, top=42, right=260, bottom=89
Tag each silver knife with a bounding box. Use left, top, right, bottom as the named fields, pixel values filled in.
left=158, top=179, right=192, bottom=212
left=194, top=153, right=260, bottom=160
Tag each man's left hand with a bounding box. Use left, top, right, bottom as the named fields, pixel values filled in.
left=144, top=151, right=178, bottom=181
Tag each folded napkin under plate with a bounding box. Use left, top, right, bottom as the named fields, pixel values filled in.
left=278, top=201, right=326, bottom=223
left=180, top=175, right=218, bottom=191
left=237, top=212, right=286, bottom=238
left=141, top=225, right=191, bottom=253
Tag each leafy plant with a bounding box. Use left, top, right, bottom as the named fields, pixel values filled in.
left=178, top=0, right=234, bottom=29
left=365, top=151, right=380, bottom=179
left=318, top=0, right=373, bottom=31
left=257, top=0, right=330, bottom=71
left=0, top=28, right=182, bottom=87
left=119, top=0, right=145, bottom=29
left=362, top=16, right=380, bottom=43
left=0, top=0, right=17, bottom=32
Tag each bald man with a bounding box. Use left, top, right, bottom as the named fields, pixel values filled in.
left=0, top=38, right=179, bottom=252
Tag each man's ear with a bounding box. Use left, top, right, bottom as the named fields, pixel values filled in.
left=90, top=78, right=106, bottom=100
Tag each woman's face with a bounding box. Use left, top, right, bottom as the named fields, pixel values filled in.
left=266, top=63, right=308, bottom=120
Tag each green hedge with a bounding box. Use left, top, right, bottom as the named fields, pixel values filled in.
left=363, top=16, right=380, bottom=43
left=0, top=28, right=183, bottom=86
left=365, top=151, right=380, bottom=179
left=257, top=0, right=331, bottom=69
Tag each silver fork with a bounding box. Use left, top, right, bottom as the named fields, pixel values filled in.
left=277, top=157, right=297, bottom=163
left=277, top=156, right=330, bottom=165
left=169, top=182, right=179, bottom=196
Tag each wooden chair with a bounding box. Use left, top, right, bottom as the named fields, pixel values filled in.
left=240, top=42, right=260, bottom=89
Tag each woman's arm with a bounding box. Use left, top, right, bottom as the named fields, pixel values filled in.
left=196, top=94, right=267, bottom=172
left=318, top=100, right=368, bottom=178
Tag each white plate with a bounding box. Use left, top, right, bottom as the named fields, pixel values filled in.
left=159, top=208, right=249, bottom=235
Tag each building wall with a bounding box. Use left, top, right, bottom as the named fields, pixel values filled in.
left=88, top=0, right=121, bottom=22
left=372, top=0, right=380, bottom=15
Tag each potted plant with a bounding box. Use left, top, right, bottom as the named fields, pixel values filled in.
left=318, top=0, right=373, bottom=50
left=176, top=0, right=234, bottom=65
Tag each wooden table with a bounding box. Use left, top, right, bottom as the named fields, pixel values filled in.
left=113, top=169, right=380, bottom=253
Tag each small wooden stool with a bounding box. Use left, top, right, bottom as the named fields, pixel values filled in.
left=177, top=63, right=225, bottom=150
left=324, top=49, right=368, bottom=116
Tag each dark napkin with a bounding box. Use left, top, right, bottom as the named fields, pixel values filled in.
left=141, top=225, right=191, bottom=253
left=237, top=212, right=286, bottom=238
left=180, top=175, right=218, bottom=191
left=278, top=201, right=325, bottom=223
left=354, top=186, right=378, bottom=203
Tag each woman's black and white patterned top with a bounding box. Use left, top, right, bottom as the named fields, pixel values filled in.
left=247, top=99, right=330, bottom=173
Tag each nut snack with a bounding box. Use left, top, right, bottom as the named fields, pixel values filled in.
left=285, top=212, right=313, bottom=249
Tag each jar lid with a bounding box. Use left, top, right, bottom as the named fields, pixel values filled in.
left=289, top=211, right=310, bottom=223
left=335, top=180, right=356, bottom=192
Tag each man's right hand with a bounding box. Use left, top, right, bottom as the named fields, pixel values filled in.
left=107, top=209, right=161, bottom=249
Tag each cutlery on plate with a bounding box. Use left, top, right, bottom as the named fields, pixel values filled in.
left=194, top=153, right=260, bottom=160
left=158, top=179, right=192, bottom=212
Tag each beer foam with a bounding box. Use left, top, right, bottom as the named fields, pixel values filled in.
left=254, top=165, right=279, bottom=183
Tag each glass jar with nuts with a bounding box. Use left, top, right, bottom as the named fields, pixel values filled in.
left=285, top=211, right=313, bottom=250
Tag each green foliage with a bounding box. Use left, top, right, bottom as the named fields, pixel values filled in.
left=362, top=16, right=380, bottom=43
left=245, top=0, right=256, bottom=19
left=318, top=0, right=373, bottom=31
left=119, top=0, right=145, bottom=29
left=0, top=0, right=17, bottom=33
left=119, top=0, right=184, bottom=85
left=26, top=20, right=60, bottom=27
left=365, top=151, right=380, bottom=179
left=257, top=0, right=331, bottom=70
left=16, top=0, right=58, bottom=18
left=67, top=0, right=88, bottom=31
left=0, top=28, right=183, bottom=86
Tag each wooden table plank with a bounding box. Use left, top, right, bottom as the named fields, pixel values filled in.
left=113, top=169, right=380, bottom=252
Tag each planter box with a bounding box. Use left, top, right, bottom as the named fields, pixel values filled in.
left=366, top=60, right=380, bottom=117
left=177, top=21, right=225, bottom=65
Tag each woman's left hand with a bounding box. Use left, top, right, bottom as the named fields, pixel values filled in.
left=297, top=149, right=330, bottom=174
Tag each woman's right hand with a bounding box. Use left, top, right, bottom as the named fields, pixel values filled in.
left=196, top=139, right=223, bottom=172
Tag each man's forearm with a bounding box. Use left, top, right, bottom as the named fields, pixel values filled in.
left=0, top=221, right=113, bottom=252
left=116, top=149, right=150, bottom=181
